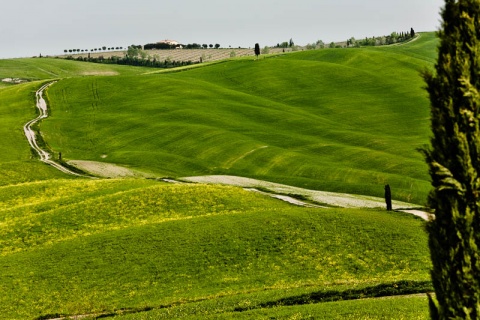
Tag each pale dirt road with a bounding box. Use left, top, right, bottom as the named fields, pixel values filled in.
left=24, top=82, right=86, bottom=177
left=182, top=175, right=430, bottom=220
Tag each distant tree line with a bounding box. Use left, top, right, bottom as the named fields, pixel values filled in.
left=64, top=46, right=124, bottom=53
left=275, top=38, right=295, bottom=48
left=64, top=42, right=226, bottom=55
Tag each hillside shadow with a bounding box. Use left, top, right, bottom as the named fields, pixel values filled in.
left=234, top=280, right=432, bottom=312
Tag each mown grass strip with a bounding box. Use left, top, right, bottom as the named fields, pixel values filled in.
left=0, top=58, right=150, bottom=81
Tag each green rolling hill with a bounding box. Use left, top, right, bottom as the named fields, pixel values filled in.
left=0, top=179, right=430, bottom=319
left=39, top=33, right=436, bottom=204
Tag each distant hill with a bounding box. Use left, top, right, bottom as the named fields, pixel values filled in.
left=40, top=32, right=439, bottom=204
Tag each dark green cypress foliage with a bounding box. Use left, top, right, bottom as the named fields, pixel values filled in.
left=423, top=0, right=480, bottom=319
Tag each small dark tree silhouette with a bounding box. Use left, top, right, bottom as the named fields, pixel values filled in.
left=384, top=185, right=392, bottom=211
left=254, top=43, right=260, bottom=59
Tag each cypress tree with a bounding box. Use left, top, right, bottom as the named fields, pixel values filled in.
left=423, top=0, right=480, bottom=319
left=254, top=43, right=260, bottom=59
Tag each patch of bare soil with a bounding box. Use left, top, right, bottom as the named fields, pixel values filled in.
left=81, top=71, right=119, bottom=76
left=68, top=160, right=150, bottom=178
left=2, top=78, right=28, bottom=84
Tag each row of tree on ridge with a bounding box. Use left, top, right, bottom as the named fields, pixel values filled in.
left=62, top=27, right=415, bottom=56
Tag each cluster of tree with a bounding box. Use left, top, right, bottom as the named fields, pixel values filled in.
left=275, top=38, right=295, bottom=48
left=348, top=28, right=416, bottom=47
left=384, top=28, right=415, bottom=44
left=126, top=45, right=146, bottom=59
left=305, top=40, right=325, bottom=50
left=144, top=42, right=180, bottom=50
left=63, top=46, right=123, bottom=54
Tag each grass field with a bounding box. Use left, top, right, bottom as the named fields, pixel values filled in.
left=0, top=33, right=438, bottom=319
left=0, top=180, right=430, bottom=319
left=0, top=57, right=150, bottom=82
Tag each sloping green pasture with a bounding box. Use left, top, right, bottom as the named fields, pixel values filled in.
left=0, top=179, right=430, bottom=319
left=41, top=33, right=436, bottom=204
left=373, top=32, right=439, bottom=64
left=0, top=57, right=149, bottom=83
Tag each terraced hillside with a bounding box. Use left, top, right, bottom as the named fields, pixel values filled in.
left=0, top=33, right=437, bottom=319
left=67, top=47, right=292, bottom=64
left=42, top=33, right=436, bottom=204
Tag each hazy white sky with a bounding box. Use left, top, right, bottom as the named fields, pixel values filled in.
left=0, top=0, right=444, bottom=59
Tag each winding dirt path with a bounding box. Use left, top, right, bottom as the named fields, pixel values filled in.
left=182, top=175, right=430, bottom=220
left=24, top=82, right=85, bottom=177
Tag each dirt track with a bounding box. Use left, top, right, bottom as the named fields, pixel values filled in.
left=182, top=175, right=430, bottom=220
left=24, top=82, right=85, bottom=177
